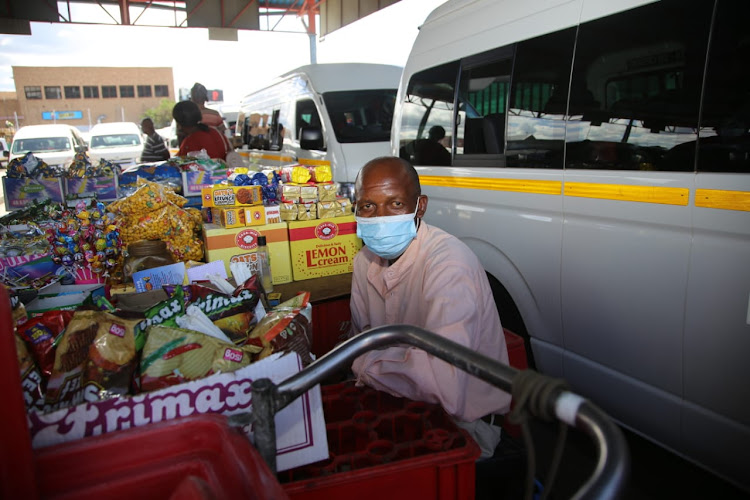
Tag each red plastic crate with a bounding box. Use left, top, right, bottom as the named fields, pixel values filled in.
left=278, top=382, right=480, bottom=500
left=34, top=413, right=288, bottom=500
left=504, top=328, right=528, bottom=371
left=0, top=285, right=288, bottom=500
left=310, top=297, right=351, bottom=357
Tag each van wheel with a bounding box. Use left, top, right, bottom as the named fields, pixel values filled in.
left=486, top=272, right=536, bottom=370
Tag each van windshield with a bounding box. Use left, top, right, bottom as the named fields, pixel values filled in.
left=90, top=134, right=141, bottom=149
left=323, top=89, right=397, bottom=143
left=12, top=137, right=71, bottom=154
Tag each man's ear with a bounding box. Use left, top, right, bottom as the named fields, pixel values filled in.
left=417, top=195, right=428, bottom=219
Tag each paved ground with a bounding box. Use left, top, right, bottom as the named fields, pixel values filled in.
left=476, top=419, right=748, bottom=499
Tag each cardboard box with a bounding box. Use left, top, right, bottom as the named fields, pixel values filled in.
left=182, top=169, right=228, bottom=197
left=64, top=175, right=119, bottom=201
left=264, top=204, right=281, bottom=224
left=27, top=352, right=328, bottom=472
left=203, top=222, right=293, bottom=285
left=36, top=282, right=105, bottom=300
left=211, top=207, right=246, bottom=228
left=201, top=185, right=262, bottom=208
left=288, top=215, right=362, bottom=281
left=243, top=205, right=265, bottom=226
left=3, top=177, right=65, bottom=211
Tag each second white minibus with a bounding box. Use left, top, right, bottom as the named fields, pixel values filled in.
left=236, top=63, right=402, bottom=196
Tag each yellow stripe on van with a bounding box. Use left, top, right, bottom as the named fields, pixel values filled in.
left=695, top=189, right=750, bottom=212
left=237, top=151, right=295, bottom=162
left=296, top=158, right=331, bottom=167
left=420, top=175, right=562, bottom=195
left=564, top=182, right=689, bottom=206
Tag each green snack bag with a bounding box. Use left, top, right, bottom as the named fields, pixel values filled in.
left=136, top=286, right=185, bottom=351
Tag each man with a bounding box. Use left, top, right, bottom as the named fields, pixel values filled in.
left=350, top=156, right=511, bottom=458
left=140, top=118, right=170, bottom=162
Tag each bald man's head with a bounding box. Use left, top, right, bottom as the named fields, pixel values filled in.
left=356, top=156, right=421, bottom=200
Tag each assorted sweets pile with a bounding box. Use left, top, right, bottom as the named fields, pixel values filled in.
left=46, top=201, right=122, bottom=283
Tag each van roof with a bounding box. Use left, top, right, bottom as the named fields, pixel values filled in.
left=13, top=124, right=77, bottom=139
left=90, top=122, right=141, bottom=135
left=278, top=63, right=403, bottom=93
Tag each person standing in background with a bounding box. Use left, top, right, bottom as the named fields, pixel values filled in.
left=140, top=118, right=170, bottom=162
left=190, top=83, right=226, bottom=135
left=173, top=101, right=230, bottom=160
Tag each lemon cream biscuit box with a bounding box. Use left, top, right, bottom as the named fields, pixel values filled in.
left=202, top=222, right=292, bottom=284
left=201, top=185, right=262, bottom=208
left=288, top=215, right=362, bottom=281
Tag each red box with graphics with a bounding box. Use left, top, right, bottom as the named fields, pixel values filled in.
left=202, top=222, right=293, bottom=284
left=287, top=216, right=362, bottom=281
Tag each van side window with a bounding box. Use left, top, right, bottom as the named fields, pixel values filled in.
left=398, top=61, right=459, bottom=166
left=566, top=0, right=712, bottom=171
left=456, top=48, right=513, bottom=159
left=296, top=99, right=322, bottom=138
left=506, top=28, right=576, bottom=169
left=698, top=0, right=750, bottom=173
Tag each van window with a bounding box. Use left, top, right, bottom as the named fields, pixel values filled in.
left=697, top=0, right=750, bottom=173
left=565, top=0, right=712, bottom=171
left=323, top=89, right=397, bottom=144
left=398, top=61, right=459, bottom=165
left=456, top=47, right=513, bottom=158
left=506, top=28, right=576, bottom=169
left=90, top=134, right=141, bottom=148
left=12, top=137, right=70, bottom=154
left=295, top=99, right=322, bottom=138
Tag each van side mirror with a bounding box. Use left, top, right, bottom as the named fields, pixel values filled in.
left=75, top=145, right=88, bottom=153
left=2, top=150, right=8, bottom=158
left=300, top=126, right=324, bottom=150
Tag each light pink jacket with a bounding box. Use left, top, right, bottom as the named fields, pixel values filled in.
left=350, top=222, right=511, bottom=422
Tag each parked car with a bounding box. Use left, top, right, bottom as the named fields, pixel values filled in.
left=0, top=137, right=8, bottom=168
left=7, top=124, right=87, bottom=169
left=87, top=122, right=143, bottom=167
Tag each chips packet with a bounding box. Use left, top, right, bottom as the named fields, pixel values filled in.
left=140, top=325, right=262, bottom=392
left=16, top=310, right=74, bottom=379
left=15, top=334, right=45, bottom=411
left=45, top=311, right=142, bottom=411
left=247, top=292, right=313, bottom=365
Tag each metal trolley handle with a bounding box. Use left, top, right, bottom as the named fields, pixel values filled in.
left=243, top=324, right=630, bottom=500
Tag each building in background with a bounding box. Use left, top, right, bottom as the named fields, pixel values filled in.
left=12, top=67, right=174, bottom=131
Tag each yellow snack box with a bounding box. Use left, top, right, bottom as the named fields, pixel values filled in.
left=211, top=207, right=246, bottom=229
left=201, top=185, right=262, bottom=208
left=288, top=215, right=362, bottom=280
left=243, top=205, right=266, bottom=227
left=202, top=222, right=293, bottom=284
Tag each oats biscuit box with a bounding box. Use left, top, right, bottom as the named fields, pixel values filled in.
left=287, top=215, right=362, bottom=281
left=201, top=185, right=262, bottom=208
left=202, top=222, right=292, bottom=285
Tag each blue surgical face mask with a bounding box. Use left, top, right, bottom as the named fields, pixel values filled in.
left=356, top=201, right=420, bottom=260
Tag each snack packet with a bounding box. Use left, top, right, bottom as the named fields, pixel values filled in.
left=45, top=311, right=142, bottom=411
left=17, top=310, right=74, bottom=379
left=15, top=334, right=45, bottom=411
left=247, top=292, right=313, bottom=365
left=140, top=325, right=262, bottom=392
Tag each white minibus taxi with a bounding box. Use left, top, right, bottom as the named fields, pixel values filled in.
left=237, top=63, right=402, bottom=196
left=393, top=0, right=749, bottom=490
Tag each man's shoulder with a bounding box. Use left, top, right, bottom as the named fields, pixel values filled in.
left=420, top=223, right=480, bottom=267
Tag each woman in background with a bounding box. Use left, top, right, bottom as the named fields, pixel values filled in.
left=172, top=100, right=229, bottom=160
left=190, top=83, right=226, bottom=134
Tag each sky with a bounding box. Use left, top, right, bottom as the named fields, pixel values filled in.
left=0, top=0, right=447, bottom=105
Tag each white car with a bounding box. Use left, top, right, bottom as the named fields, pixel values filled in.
left=88, top=122, right=143, bottom=167
left=8, top=124, right=88, bottom=170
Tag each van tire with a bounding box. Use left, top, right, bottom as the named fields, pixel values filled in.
left=486, top=272, right=536, bottom=370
